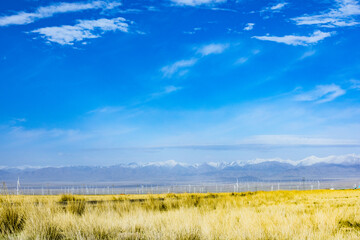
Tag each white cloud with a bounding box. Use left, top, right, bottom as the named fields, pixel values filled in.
left=0, top=1, right=121, bottom=27
left=299, top=50, right=316, bottom=60
left=183, top=27, right=202, bottom=34
left=161, top=42, right=228, bottom=77
left=261, top=2, right=288, bottom=13
left=32, top=17, right=129, bottom=45
left=9, top=118, right=27, bottom=126
left=243, top=23, right=255, bottom=31
left=349, top=79, right=360, bottom=89
left=161, top=58, right=198, bottom=77
left=253, top=30, right=334, bottom=46
left=151, top=86, right=183, bottom=97
left=171, top=0, right=226, bottom=6
left=164, top=85, right=182, bottom=93
left=6, top=126, right=85, bottom=143
left=197, top=43, right=229, bottom=56
left=242, top=135, right=357, bottom=146
left=14, top=118, right=27, bottom=123
left=88, top=106, right=124, bottom=114
left=234, top=49, right=260, bottom=65
left=252, top=49, right=261, bottom=55
left=295, top=84, right=346, bottom=103
left=235, top=57, right=248, bottom=64
left=292, top=0, right=360, bottom=28
left=270, top=2, right=287, bottom=10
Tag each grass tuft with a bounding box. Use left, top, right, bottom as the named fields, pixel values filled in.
left=67, top=199, right=86, bottom=216
left=0, top=202, right=26, bottom=235
left=59, top=194, right=86, bottom=215
left=42, top=223, right=64, bottom=240
left=92, top=226, right=117, bottom=240
left=339, top=220, right=360, bottom=230
left=176, top=229, right=201, bottom=240
left=59, top=194, right=77, bottom=203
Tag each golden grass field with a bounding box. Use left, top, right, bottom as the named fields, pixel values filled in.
left=0, top=190, right=359, bottom=239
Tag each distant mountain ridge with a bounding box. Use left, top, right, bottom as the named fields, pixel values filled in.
left=116, top=154, right=360, bottom=168
left=0, top=154, right=359, bottom=184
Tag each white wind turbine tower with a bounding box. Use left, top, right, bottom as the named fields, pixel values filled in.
left=16, top=177, right=20, bottom=195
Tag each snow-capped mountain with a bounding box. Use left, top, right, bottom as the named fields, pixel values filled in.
left=125, top=154, right=360, bottom=169
left=296, top=154, right=360, bottom=166
left=0, top=154, right=359, bottom=184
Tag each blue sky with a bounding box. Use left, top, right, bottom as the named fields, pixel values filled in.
left=0, top=0, right=360, bottom=166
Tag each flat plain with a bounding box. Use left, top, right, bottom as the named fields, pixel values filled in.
left=0, top=190, right=360, bottom=239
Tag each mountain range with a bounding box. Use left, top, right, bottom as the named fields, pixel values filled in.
left=1, top=154, right=359, bottom=184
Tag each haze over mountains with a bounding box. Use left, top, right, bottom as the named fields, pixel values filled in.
left=1, top=154, right=359, bottom=184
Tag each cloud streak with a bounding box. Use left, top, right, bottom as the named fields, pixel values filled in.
left=350, top=79, right=360, bottom=89
left=171, top=0, right=226, bottom=6
left=295, top=84, right=346, bottom=103
left=88, top=135, right=360, bottom=152
left=161, top=58, right=198, bottom=77
left=0, top=1, right=121, bottom=27
left=151, top=86, right=183, bottom=98
left=88, top=106, right=124, bottom=114
left=161, top=43, right=229, bottom=77
left=196, top=43, right=229, bottom=56
left=291, top=0, right=360, bottom=28
left=137, top=86, right=184, bottom=104
left=243, top=23, right=255, bottom=31
left=270, top=2, right=288, bottom=10
left=260, top=2, right=288, bottom=13
left=299, top=50, right=316, bottom=60
left=31, top=17, right=129, bottom=45
left=253, top=30, right=334, bottom=46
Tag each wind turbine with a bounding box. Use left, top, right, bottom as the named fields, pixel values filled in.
left=16, top=177, right=20, bottom=195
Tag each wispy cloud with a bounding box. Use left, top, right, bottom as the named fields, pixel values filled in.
left=171, top=0, right=226, bottom=6
left=163, top=85, right=183, bottom=94
left=243, top=23, right=255, bottom=31
left=31, top=17, right=129, bottom=45
left=241, top=135, right=358, bottom=146
left=4, top=126, right=86, bottom=145
left=209, top=7, right=237, bottom=12
left=88, top=106, right=124, bottom=114
left=161, top=58, right=198, bottom=77
left=299, top=50, right=316, bottom=60
left=196, top=43, right=229, bottom=56
left=253, top=30, right=334, bottom=46
left=0, top=1, right=121, bottom=27
left=161, top=43, right=229, bottom=77
left=14, top=118, right=26, bottom=123
left=349, top=79, right=360, bottom=89
left=88, top=86, right=182, bottom=115
left=270, top=2, right=288, bottom=11
left=260, top=2, right=288, bottom=13
left=9, top=118, right=27, bottom=126
left=291, top=0, right=360, bottom=28
left=122, top=135, right=360, bottom=151
left=183, top=27, right=202, bottom=35
left=295, top=84, right=346, bottom=103
left=151, top=86, right=183, bottom=97
left=235, top=57, right=248, bottom=64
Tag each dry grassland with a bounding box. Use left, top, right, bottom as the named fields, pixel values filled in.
left=0, top=190, right=359, bottom=239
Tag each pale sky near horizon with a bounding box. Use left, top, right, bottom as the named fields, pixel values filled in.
left=0, top=0, right=360, bottom=166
